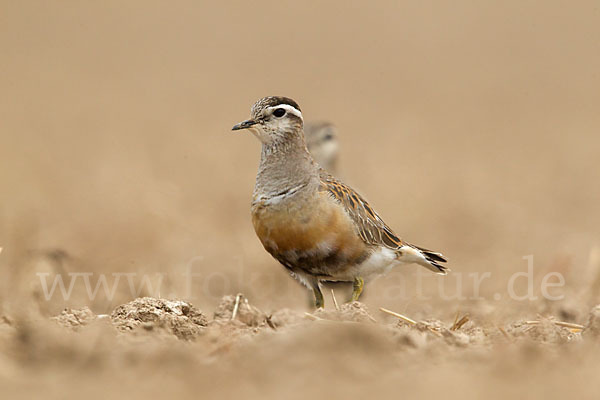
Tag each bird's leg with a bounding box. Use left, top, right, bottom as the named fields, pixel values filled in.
left=351, top=277, right=364, bottom=302
left=313, top=285, right=324, bottom=308
left=306, top=277, right=324, bottom=308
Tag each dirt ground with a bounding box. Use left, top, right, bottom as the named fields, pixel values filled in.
left=2, top=295, right=600, bottom=399
left=2, top=1, right=600, bottom=399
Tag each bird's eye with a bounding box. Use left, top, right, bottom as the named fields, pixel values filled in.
left=323, top=134, right=334, bottom=141
left=273, top=108, right=286, bottom=118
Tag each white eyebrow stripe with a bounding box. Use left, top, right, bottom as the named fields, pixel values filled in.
left=267, top=104, right=303, bottom=120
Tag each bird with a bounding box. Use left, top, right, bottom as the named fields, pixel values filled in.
left=232, top=96, right=448, bottom=308
left=303, top=121, right=339, bottom=174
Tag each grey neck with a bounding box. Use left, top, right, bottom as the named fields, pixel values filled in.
left=254, top=132, right=319, bottom=199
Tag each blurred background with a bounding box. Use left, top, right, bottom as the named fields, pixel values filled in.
left=1, top=0, right=600, bottom=320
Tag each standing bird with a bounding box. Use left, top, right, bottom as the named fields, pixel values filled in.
left=303, top=121, right=339, bottom=174
left=232, top=96, right=447, bottom=308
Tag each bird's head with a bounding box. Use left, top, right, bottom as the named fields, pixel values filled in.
left=304, top=121, right=339, bottom=173
left=232, top=96, right=304, bottom=145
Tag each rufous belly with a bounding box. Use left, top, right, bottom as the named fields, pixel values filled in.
left=251, top=192, right=369, bottom=278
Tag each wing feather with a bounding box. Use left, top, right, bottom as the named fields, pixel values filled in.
left=318, top=170, right=404, bottom=250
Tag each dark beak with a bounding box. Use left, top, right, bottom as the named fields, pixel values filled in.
left=232, top=119, right=257, bottom=131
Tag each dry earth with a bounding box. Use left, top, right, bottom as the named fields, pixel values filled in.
left=1, top=295, right=600, bottom=399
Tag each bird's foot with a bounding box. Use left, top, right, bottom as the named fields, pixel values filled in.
left=350, top=277, right=364, bottom=302
left=313, top=286, right=324, bottom=308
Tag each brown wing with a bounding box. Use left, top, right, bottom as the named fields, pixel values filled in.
left=318, top=170, right=404, bottom=250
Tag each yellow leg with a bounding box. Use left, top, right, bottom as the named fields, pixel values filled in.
left=351, top=277, right=364, bottom=302
left=313, top=286, right=324, bottom=308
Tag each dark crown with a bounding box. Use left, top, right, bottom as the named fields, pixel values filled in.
left=252, top=96, right=301, bottom=116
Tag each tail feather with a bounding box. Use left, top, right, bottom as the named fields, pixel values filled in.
left=414, top=245, right=447, bottom=263
left=398, top=244, right=449, bottom=275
